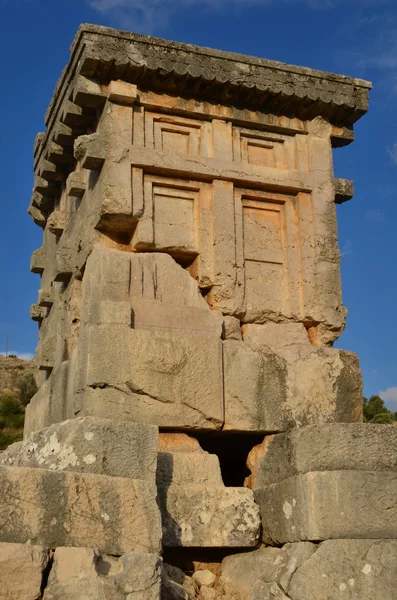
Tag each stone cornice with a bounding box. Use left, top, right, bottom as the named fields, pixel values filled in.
left=59, top=24, right=371, bottom=126
left=30, top=24, right=371, bottom=226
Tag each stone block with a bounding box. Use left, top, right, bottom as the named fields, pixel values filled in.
left=255, top=471, right=397, bottom=544
left=130, top=297, right=223, bottom=336
left=223, top=340, right=287, bottom=431
left=288, top=539, right=397, bottom=600
left=157, top=434, right=260, bottom=548
left=157, top=433, right=224, bottom=487
left=220, top=539, right=397, bottom=600
left=223, top=326, right=362, bottom=432
left=81, top=248, right=219, bottom=333
left=30, top=246, right=46, bottom=274
left=47, top=211, right=66, bottom=235
left=30, top=303, right=46, bottom=322
left=108, top=80, right=138, bottom=104
left=76, top=325, right=223, bottom=429
left=1, top=417, right=158, bottom=482
left=220, top=543, right=315, bottom=599
left=0, top=542, right=48, bottom=600
left=43, top=547, right=161, bottom=600
left=247, top=423, right=397, bottom=488
left=161, top=485, right=261, bottom=547
left=0, top=466, right=161, bottom=554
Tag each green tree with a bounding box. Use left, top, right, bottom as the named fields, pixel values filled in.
left=15, top=372, right=38, bottom=406
left=363, top=395, right=388, bottom=422
left=363, top=395, right=397, bottom=424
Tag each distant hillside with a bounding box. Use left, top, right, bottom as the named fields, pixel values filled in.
left=0, top=356, right=37, bottom=450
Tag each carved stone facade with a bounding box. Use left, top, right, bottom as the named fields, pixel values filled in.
left=2, top=24, right=396, bottom=600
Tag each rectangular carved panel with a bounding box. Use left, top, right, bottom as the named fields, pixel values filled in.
left=152, top=184, right=197, bottom=251
left=131, top=174, right=213, bottom=285
left=233, top=127, right=308, bottom=171
left=142, top=112, right=212, bottom=157
left=234, top=188, right=314, bottom=322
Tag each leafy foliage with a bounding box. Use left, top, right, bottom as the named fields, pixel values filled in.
left=363, top=395, right=397, bottom=424
left=15, top=372, right=38, bottom=406
left=0, top=392, right=24, bottom=450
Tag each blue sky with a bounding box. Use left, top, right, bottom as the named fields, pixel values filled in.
left=1, top=0, right=396, bottom=405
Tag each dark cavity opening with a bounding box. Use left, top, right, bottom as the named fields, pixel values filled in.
left=189, top=431, right=265, bottom=487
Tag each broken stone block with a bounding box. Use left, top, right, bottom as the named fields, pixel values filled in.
left=1, top=417, right=158, bottom=482
left=76, top=325, right=223, bottom=430
left=246, top=423, right=397, bottom=488
left=0, top=542, right=48, bottom=600
left=43, top=547, right=161, bottom=600
left=0, top=466, right=161, bottom=554
left=255, top=471, right=397, bottom=544
left=220, top=543, right=315, bottom=600
left=288, top=539, right=397, bottom=600
left=158, top=433, right=224, bottom=487
left=223, top=324, right=362, bottom=432
left=81, top=248, right=219, bottom=328
left=157, top=435, right=260, bottom=547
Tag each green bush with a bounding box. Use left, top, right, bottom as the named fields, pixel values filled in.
left=15, top=372, right=38, bottom=406
left=371, top=412, right=395, bottom=424
left=0, top=395, right=23, bottom=417
left=363, top=395, right=397, bottom=424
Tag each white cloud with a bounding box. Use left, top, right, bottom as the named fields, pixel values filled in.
left=379, top=386, right=397, bottom=411
left=340, top=239, right=354, bottom=257
left=87, top=0, right=356, bottom=32
left=388, top=143, right=397, bottom=164
left=0, top=351, right=34, bottom=361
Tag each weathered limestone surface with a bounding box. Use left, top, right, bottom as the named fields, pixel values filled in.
left=0, top=542, right=48, bottom=600
left=75, top=325, right=223, bottom=429
left=22, top=22, right=375, bottom=599
left=256, top=471, right=397, bottom=543
left=224, top=323, right=362, bottom=431
left=1, top=417, right=158, bottom=480
left=28, top=25, right=370, bottom=436
left=158, top=434, right=261, bottom=547
left=220, top=543, right=315, bottom=599
left=162, top=485, right=261, bottom=548
left=288, top=539, right=397, bottom=600
left=219, top=540, right=397, bottom=600
left=0, top=466, right=161, bottom=554
left=43, top=547, right=162, bottom=600
left=246, top=423, right=397, bottom=488
left=247, top=424, right=397, bottom=543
